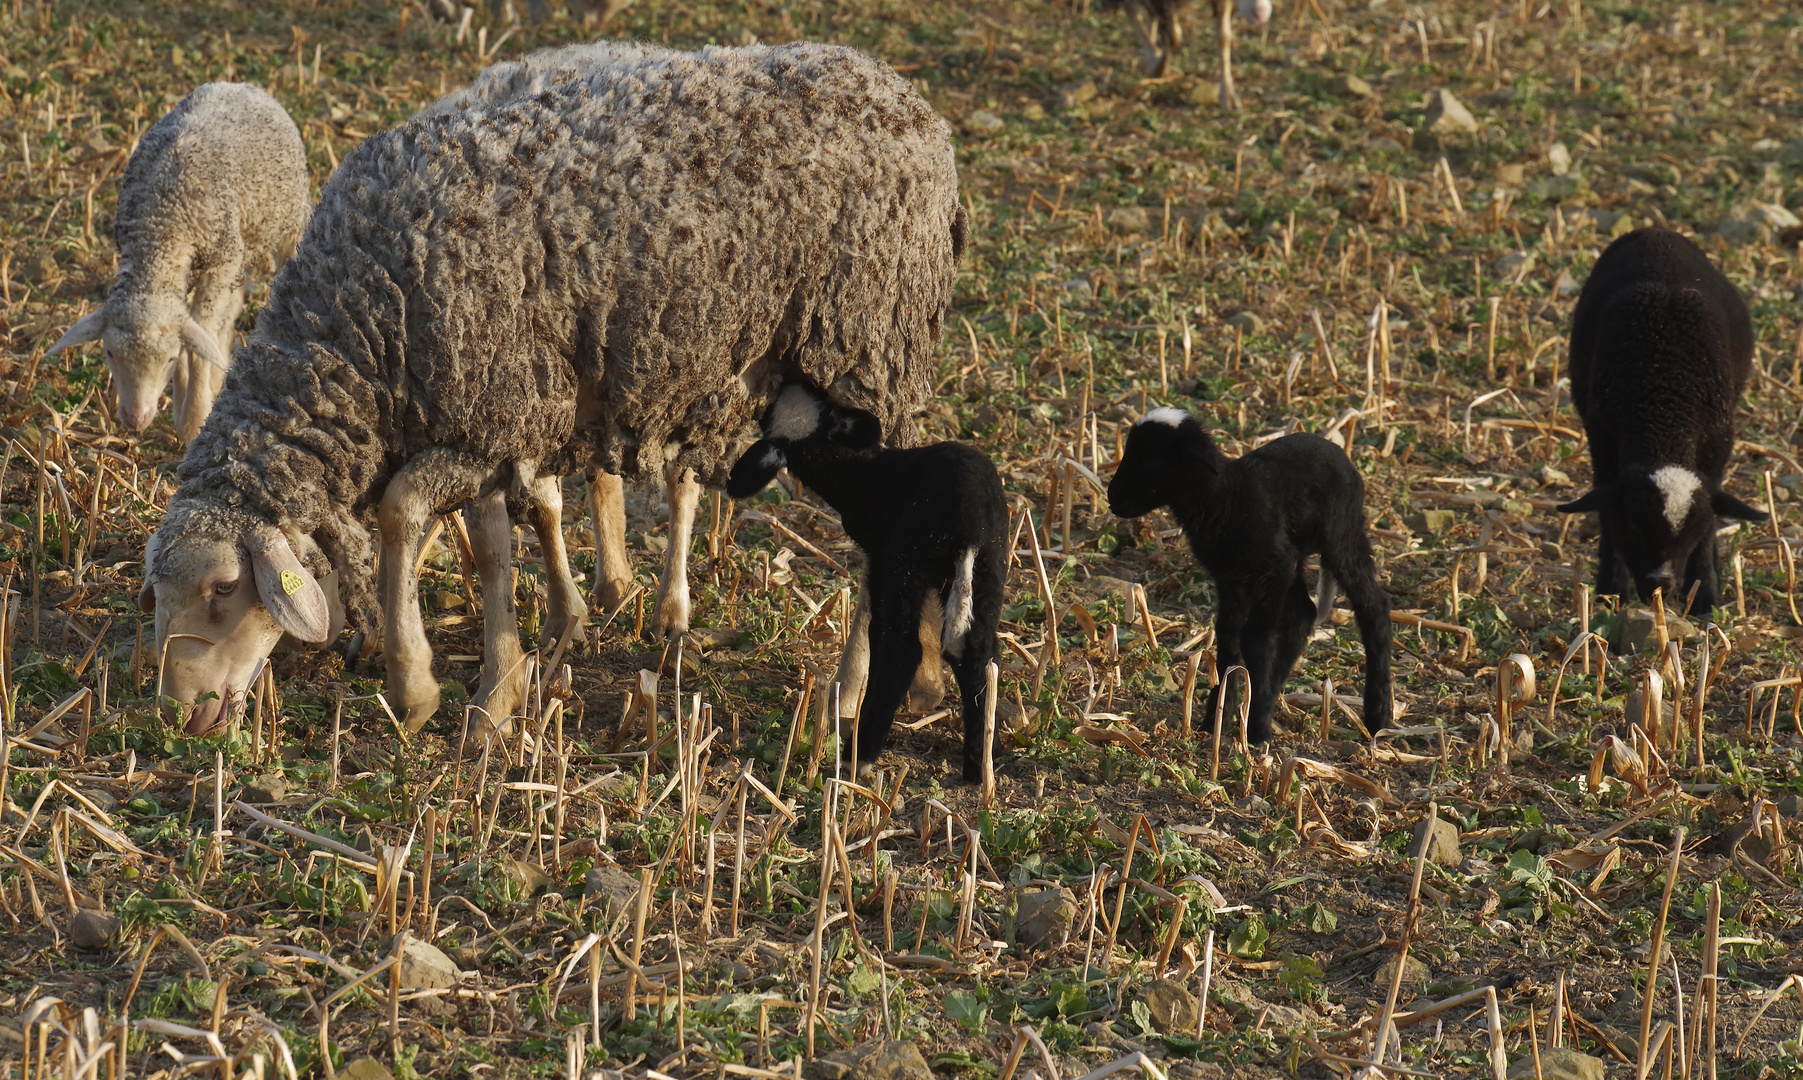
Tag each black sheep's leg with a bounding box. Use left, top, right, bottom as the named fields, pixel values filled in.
left=1270, top=564, right=1316, bottom=687
left=1594, top=513, right=1632, bottom=602
left=1237, top=581, right=1287, bottom=743
left=851, top=569, right=931, bottom=777
left=945, top=547, right=1007, bottom=783
left=1681, top=530, right=1722, bottom=615
left=1205, top=581, right=1253, bottom=739
left=1326, top=538, right=1394, bottom=733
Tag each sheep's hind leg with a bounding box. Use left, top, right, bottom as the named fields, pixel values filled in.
left=1326, top=544, right=1394, bottom=733
left=1216, top=0, right=1240, bottom=110
left=909, top=596, right=948, bottom=712
left=1270, top=567, right=1316, bottom=689
left=587, top=470, right=635, bottom=611
left=944, top=548, right=1006, bottom=783
left=379, top=452, right=490, bottom=733
left=465, top=487, right=529, bottom=739
left=1123, top=0, right=1168, bottom=75
left=526, top=472, right=587, bottom=654
left=650, top=465, right=700, bottom=638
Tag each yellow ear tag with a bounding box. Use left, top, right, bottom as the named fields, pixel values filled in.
left=280, top=570, right=305, bottom=596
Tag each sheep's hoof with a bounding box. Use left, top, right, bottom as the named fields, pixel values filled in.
left=542, top=611, right=589, bottom=653
left=906, top=665, right=946, bottom=713
left=650, top=598, right=690, bottom=638
left=590, top=577, right=634, bottom=613
left=396, top=684, right=441, bottom=735
left=471, top=669, right=527, bottom=732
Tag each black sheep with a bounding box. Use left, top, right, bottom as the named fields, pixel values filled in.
left=1558, top=228, right=1764, bottom=613
left=1108, top=408, right=1392, bottom=742
left=727, top=384, right=1008, bottom=781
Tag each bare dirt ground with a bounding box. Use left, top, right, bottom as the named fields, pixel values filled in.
left=0, top=1, right=1801, bottom=1077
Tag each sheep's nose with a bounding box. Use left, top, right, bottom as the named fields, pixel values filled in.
left=119, top=401, right=156, bottom=431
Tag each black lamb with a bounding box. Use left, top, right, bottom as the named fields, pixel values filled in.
left=727, top=384, right=1008, bottom=781
left=1557, top=227, right=1764, bottom=613
left=1107, top=408, right=1392, bottom=742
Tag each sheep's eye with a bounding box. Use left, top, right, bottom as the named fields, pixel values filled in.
left=213, top=580, right=239, bottom=598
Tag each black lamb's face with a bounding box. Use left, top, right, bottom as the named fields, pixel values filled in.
left=1108, top=408, right=1194, bottom=518
left=1614, top=466, right=1715, bottom=601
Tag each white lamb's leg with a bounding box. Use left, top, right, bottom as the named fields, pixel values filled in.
left=587, top=470, right=634, bottom=611
left=834, top=569, right=873, bottom=719
left=527, top=471, right=588, bottom=653
left=466, top=487, right=528, bottom=739
left=377, top=462, right=464, bottom=733
left=178, top=268, right=242, bottom=442
left=650, top=464, right=699, bottom=637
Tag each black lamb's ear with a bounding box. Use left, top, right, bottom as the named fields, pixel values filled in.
left=727, top=440, right=787, bottom=498
left=826, top=407, right=882, bottom=450
left=1712, top=490, right=1766, bottom=521
left=1556, top=485, right=1617, bottom=514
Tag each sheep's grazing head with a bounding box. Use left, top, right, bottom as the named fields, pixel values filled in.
left=49, top=294, right=229, bottom=432
left=1236, top=0, right=1274, bottom=25
left=1107, top=407, right=1220, bottom=518
left=140, top=507, right=337, bottom=734
left=725, top=383, right=883, bottom=498
left=1558, top=464, right=1764, bottom=602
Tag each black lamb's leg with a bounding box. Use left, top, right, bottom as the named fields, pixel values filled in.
left=1681, top=528, right=1722, bottom=615
left=1594, top=512, right=1631, bottom=602
left=1204, top=581, right=1253, bottom=739
left=1237, top=579, right=1289, bottom=744
left=945, top=549, right=1006, bottom=783
left=1269, top=563, right=1316, bottom=688
left=852, top=569, right=930, bottom=777
left=1327, top=538, right=1394, bottom=733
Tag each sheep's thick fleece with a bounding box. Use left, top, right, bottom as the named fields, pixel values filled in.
left=151, top=42, right=964, bottom=649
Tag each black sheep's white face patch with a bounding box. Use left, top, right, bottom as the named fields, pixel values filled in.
left=1140, top=406, right=1189, bottom=429
left=766, top=385, right=823, bottom=440
left=1650, top=465, right=1701, bottom=530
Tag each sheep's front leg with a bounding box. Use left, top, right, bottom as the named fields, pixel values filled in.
left=835, top=571, right=945, bottom=719
left=1236, top=594, right=1287, bottom=744
left=834, top=569, right=874, bottom=720
left=852, top=570, right=933, bottom=777
left=466, top=487, right=528, bottom=738
left=1204, top=581, right=1253, bottom=737
left=1593, top=514, right=1631, bottom=602
left=379, top=452, right=488, bottom=732
left=526, top=472, right=588, bottom=653
left=1216, top=0, right=1241, bottom=110
left=587, top=470, right=635, bottom=611
left=1681, top=535, right=1722, bottom=615
left=177, top=268, right=243, bottom=441
left=650, top=464, right=700, bottom=637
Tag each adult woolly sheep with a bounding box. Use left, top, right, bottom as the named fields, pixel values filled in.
left=417, top=39, right=707, bottom=638
left=1108, top=408, right=1393, bottom=743
left=50, top=83, right=308, bottom=442
left=1557, top=227, right=1764, bottom=613
left=139, top=42, right=966, bottom=736
left=727, top=384, right=1007, bottom=781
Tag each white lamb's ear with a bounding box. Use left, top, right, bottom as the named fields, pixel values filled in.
left=248, top=528, right=332, bottom=643
left=49, top=309, right=108, bottom=355
left=180, top=317, right=231, bottom=372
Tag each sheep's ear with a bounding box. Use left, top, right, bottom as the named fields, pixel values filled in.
left=180, top=317, right=231, bottom=372
left=826, top=407, right=882, bottom=450
left=248, top=528, right=332, bottom=643
left=1557, top=486, right=1616, bottom=514
left=1712, top=490, right=1766, bottom=521
left=49, top=309, right=107, bottom=355
left=727, top=441, right=787, bottom=499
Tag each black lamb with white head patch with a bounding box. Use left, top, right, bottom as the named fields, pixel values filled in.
left=1558, top=228, right=1764, bottom=613
left=728, top=384, right=1008, bottom=781
left=1108, top=408, right=1392, bottom=743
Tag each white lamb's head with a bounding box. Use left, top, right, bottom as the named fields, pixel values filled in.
left=48, top=294, right=229, bottom=432
left=140, top=506, right=338, bottom=734
left=1237, top=0, right=1273, bottom=25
